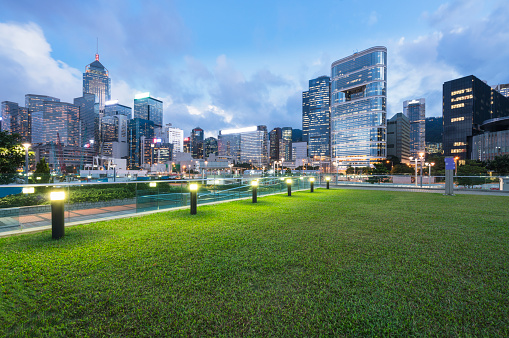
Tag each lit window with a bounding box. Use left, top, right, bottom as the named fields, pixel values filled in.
left=451, top=103, right=465, bottom=109
left=451, top=116, right=465, bottom=122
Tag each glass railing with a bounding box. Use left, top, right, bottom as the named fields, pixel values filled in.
left=318, top=174, right=507, bottom=191
left=0, top=176, right=315, bottom=233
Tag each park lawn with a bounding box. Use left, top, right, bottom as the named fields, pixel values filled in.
left=0, top=189, right=508, bottom=336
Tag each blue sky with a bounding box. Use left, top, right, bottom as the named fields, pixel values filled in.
left=1, top=0, right=508, bottom=138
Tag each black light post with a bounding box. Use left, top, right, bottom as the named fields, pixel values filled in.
left=286, top=178, right=292, bottom=196
left=50, top=190, right=65, bottom=239
left=325, top=176, right=330, bottom=189
left=251, top=180, right=258, bottom=203
left=190, top=183, right=198, bottom=215
left=310, top=177, right=315, bottom=192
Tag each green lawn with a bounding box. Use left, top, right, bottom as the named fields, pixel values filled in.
left=1, top=189, right=508, bottom=336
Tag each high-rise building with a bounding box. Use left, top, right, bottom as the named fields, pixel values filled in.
left=387, top=113, right=410, bottom=163
left=218, top=126, right=268, bottom=166
left=403, top=99, right=425, bottom=158
left=330, top=46, right=387, bottom=167
left=494, top=84, right=509, bottom=98
left=128, top=118, right=154, bottom=169
left=302, top=76, right=330, bottom=158
left=43, top=101, right=80, bottom=147
left=104, top=100, right=132, bottom=118
left=25, top=94, right=60, bottom=113
left=204, top=137, right=218, bottom=158
left=0, top=101, right=31, bottom=143
left=74, top=93, right=98, bottom=147
left=1, top=101, right=17, bottom=133
left=191, top=127, right=204, bottom=159
left=134, top=93, right=163, bottom=128
left=443, top=75, right=509, bottom=159
left=471, top=116, right=509, bottom=161
left=25, top=94, right=60, bottom=144
left=269, top=127, right=282, bottom=162
left=292, top=142, right=308, bottom=161
left=167, top=126, right=184, bottom=156
left=100, top=114, right=129, bottom=158
left=83, top=53, right=111, bottom=110
left=281, top=127, right=293, bottom=161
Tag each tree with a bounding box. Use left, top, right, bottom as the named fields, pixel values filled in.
left=33, top=158, right=51, bottom=183
left=391, top=163, right=414, bottom=174
left=346, top=165, right=354, bottom=174
left=0, top=131, right=25, bottom=184
left=369, top=163, right=389, bottom=174
left=486, top=155, right=509, bottom=175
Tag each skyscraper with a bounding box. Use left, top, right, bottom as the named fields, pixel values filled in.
left=204, top=137, right=218, bottom=158
left=403, top=98, right=425, bottom=157
left=191, top=127, right=204, bottom=159
left=218, top=126, right=268, bottom=166
left=128, top=118, right=154, bottom=169
left=134, top=93, right=163, bottom=128
left=387, top=113, right=410, bottom=163
left=26, top=94, right=61, bottom=145
left=1, top=101, right=17, bottom=133
left=167, top=126, right=184, bottom=156
left=43, top=101, right=80, bottom=146
left=74, top=93, right=97, bottom=147
left=443, top=75, right=509, bottom=159
left=83, top=53, right=111, bottom=110
left=302, top=76, right=330, bottom=158
left=269, top=127, right=282, bottom=162
left=330, top=46, right=387, bottom=167
left=104, top=100, right=132, bottom=118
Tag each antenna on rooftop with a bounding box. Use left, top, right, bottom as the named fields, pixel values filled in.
left=95, top=38, right=99, bottom=61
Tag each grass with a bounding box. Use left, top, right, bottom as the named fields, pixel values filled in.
left=0, top=189, right=508, bottom=336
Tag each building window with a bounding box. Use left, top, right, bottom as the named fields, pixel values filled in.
left=451, top=116, right=465, bottom=122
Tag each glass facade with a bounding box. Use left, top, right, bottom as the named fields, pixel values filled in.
left=330, top=47, right=387, bottom=167
left=218, top=126, right=268, bottom=166
left=74, top=93, right=98, bottom=147
left=403, top=98, right=425, bottom=157
left=443, top=75, right=509, bottom=159
left=269, top=127, right=282, bottom=162
left=31, top=111, right=44, bottom=144
left=83, top=55, right=111, bottom=110
left=387, top=113, right=410, bottom=163
left=43, top=102, right=80, bottom=147
left=302, top=76, right=330, bottom=158
left=1, top=101, right=17, bottom=133
left=191, top=127, right=204, bottom=159
left=104, top=102, right=132, bottom=118
left=134, top=96, right=163, bottom=128
left=128, top=118, right=154, bottom=169
left=204, top=137, right=218, bottom=157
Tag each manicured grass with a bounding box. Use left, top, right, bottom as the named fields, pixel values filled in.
left=0, top=189, right=508, bottom=336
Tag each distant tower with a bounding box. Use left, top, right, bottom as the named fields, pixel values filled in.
left=83, top=48, right=111, bottom=110
left=302, top=75, right=330, bottom=159
left=134, top=93, right=163, bottom=128
left=403, top=98, right=426, bottom=157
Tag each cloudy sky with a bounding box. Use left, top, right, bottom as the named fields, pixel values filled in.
left=1, top=0, right=508, bottom=138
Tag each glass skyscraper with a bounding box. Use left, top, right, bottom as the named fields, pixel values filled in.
left=302, top=76, right=330, bottom=159
left=218, top=126, right=268, bottom=166
left=403, top=98, right=425, bottom=158
left=330, top=46, right=387, bottom=167
left=134, top=93, right=163, bottom=128
left=74, top=93, right=98, bottom=147
left=128, top=118, right=154, bottom=169
left=83, top=54, right=111, bottom=110
left=104, top=101, right=132, bottom=118
left=43, top=101, right=80, bottom=147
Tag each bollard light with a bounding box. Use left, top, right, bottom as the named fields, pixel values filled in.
left=190, top=183, right=198, bottom=215
left=50, top=190, right=66, bottom=239
left=325, top=176, right=331, bottom=189
left=149, top=182, right=157, bottom=187
left=286, top=178, right=292, bottom=196
left=22, top=187, right=35, bottom=194
left=310, top=177, right=315, bottom=192
left=251, top=180, right=258, bottom=203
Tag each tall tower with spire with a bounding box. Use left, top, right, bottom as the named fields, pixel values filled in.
left=83, top=47, right=111, bottom=110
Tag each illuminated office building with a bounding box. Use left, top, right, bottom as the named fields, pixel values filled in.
left=1, top=101, right=17, bottom=133
left=167, top=126, right=184, bottom=156
left=302, top=76, right=330, bottom=158
left=387, top=113, right=410, bottom=163
left=443, top=75, right=509, bottom=159
left=191, top=127, right=204, bottom=159
left=204, top=137, right=218, bottom=157
left=25, top=94, right=60, bottom=144
left=494, top=84, right=509, bottom=98
left=43, top=102, right=80, bottom=146
left=83, top=53, right=111, bottom=110
left=269, top=127, right=282, bottom=162
left=218, top=126, right=268, bottom=165
left=134, top=93, right=163, bottom=128
left=403, top=98, right=425, bottom=158
left=330, top=46, right=387, bottom=167
left=104, top=100, right=132, bottom=118
left=74, top=93, right=98, bottom=147
left=128, top=118, right=154, bottom=169
left=101, top=114, right=129, bottom=158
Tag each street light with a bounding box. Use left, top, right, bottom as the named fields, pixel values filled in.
left=419, top=152, right=425, bottom=188
left=325, top=176, right=331, bottom=189
left=310, top=177, right=315, bottom=192
left=425, top=162, right=435, bottom=185
left=454, top=156, right=460, bottom=176
left=409, top=156, right=418, bottom=186
left=189, top=183, right=198, bottom=215
left=22, top=143, right=30, bottom=184
left=50, top=190, right=66, bottom=239
left=286, top=178, right=292, bottom=196
left=251, top=180, right=258, bottom=203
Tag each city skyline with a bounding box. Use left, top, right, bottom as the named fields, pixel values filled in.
left=1, top=1, right=509, bottom=138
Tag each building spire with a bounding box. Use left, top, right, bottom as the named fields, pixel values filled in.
left=95, top=38, right=99, bottom=61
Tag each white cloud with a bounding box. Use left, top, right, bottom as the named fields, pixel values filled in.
left=0, top=22, right=81, bottom=103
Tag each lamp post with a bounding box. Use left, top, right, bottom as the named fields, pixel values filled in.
left=50, top=190, right=66, bottom=239
left=409, top=156, right=418, bottom=186
left=310, top=177, right=315, bottom=192
left=189, top=183, right=198, bottom=215
left=325, top=176, right=330, bottom=189
left=419, top=152, right=425, bottom=188
left=251, top=180, right=258, bottom=203
left=454, top=156, right=459, bottom=176
left=286, top=178, right=292, bottom=196
left=425, top=162, right=435, bottom=186
left=22, top=143, right=30, bottom=184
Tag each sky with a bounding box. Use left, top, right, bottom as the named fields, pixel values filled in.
left=1, top=0, right=508, bottom=138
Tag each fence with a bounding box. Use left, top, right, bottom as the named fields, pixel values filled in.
left=0, top=176, right=315, bottom=233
